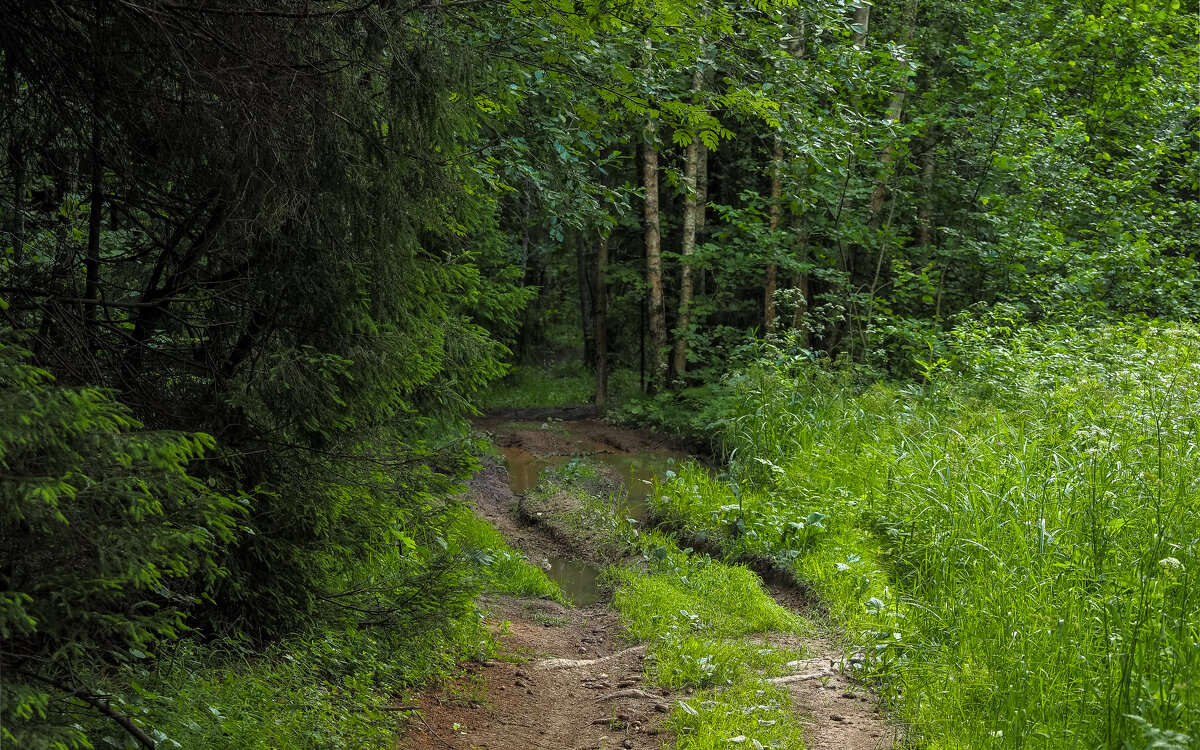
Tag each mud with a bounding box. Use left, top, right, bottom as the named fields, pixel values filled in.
left=404, top=597, right=673, bottom=750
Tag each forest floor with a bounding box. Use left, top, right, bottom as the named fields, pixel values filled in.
left=400, top=410, right=894, bottom=750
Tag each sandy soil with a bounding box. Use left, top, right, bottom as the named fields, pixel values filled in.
left=401, top=415, right=895, bottom=750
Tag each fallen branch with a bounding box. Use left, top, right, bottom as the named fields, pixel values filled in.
left=21, top=671, right=155, bottom=750
left=536, top=645, right=645, bottom=670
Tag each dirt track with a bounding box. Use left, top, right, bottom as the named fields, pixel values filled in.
left=401, top=416, right=896, bottom=750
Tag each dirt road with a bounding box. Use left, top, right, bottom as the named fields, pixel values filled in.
left=401, top=415, right=895, bottom=750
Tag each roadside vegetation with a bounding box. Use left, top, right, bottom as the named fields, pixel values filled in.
left=647, top=315, right=1200, bottom=749
left=612, top=535, right=812, bottom=750
left=3, top=0, right=1193, bottom=745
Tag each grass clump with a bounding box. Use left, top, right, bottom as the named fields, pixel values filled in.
left=452, top=510, right=567, bottom=603
left=668, top=681, right=808, bottom=750
left=608, top=534, right=811, bottom=746
left=520, top=457, right=643, bottom=561
left=611, top=553, right=806, bottom=690
left=613, top=547, right=801, bottom=641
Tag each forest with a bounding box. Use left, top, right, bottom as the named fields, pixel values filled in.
left=0, top=0, right=1196, bottom=748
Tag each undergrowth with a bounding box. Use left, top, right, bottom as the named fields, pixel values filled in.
left=69, top=509, right=556, bottom=749
left=477, top=358, right=640, bottom=411
left=452, top=511, right=568, bottom=602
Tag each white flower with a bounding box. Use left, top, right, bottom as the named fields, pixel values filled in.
left=1158, top=557, right=1185, bottom=575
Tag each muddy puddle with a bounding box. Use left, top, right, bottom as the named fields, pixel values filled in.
left=500, top=444, right=683, bottom=518
left=544, top=556, right=605, bottom=605
left=498, top=432, right=686, bottom=605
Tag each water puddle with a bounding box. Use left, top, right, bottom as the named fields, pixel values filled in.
left=499, top=446, right=571, bottom=494
left=500, top=434, right=686, bottom=606
left=545, top=556, right=605, bottom=606
left=599, top=451, right=685, bottom=520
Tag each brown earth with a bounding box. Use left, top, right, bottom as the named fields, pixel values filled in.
left=401, top=416, right=896, bottom=750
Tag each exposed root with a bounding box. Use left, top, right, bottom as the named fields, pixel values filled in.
left=597, top=688, right=658, bottom=701
left=535, top=645, right=646, bottom=670
left=769, top=669, right=835, bottom=684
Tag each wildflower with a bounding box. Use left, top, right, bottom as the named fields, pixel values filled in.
left=1158, top=557, right=1186, bottom=580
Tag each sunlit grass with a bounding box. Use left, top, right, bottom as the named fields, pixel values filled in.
left=608, top=534, right=812, bottom=747
left=666, top=681, right=809, bottom=750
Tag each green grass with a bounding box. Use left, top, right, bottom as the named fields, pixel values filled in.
left=476, top=358, right=641, bottom=411
left=109, top=614, right=493, bottom=750
left=80, top=509, right=557, bottom=750
left=519, top=457, right=643, bottom=562
left=651, top=322, right=1200, bottom=749
left=666, top=681, right=809, bottom=750
left=477, top=359, right=594, bottom=409
left=452, top=510, right=568, bottom=603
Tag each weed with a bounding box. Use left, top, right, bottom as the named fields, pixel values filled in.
left=528, top=610, right=571, bottom=627
left=442, top=672, right=488, bottom=707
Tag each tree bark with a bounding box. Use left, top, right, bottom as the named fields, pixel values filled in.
left=786, top=21, right=811, bottom=347
left=516, top=187, right=536, bottom=361
left=852, top=3, right=871, bottom=48
left=918, top=126, right=939, bottom=251
left=790, top=213, right=811, bottom=348
left=765, top=138, right=783, bottom=333
left=695, top=128, right=709, bottom=302
left=643, top=127, right=667, bottom=391
left=866, top=0, right=918, bottom=229
left=575, top=233, right=595, bottom=367
left=593, top=231, right=609, bottom=408
left=5, top=61, right=25, bottom=267
left=84, top=120, right=102, bottom=325
left=672, top=64, right=706, bottom=377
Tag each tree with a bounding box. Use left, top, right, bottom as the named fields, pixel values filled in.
left=0, top=340, right=240, bottom=749
left=0, top=0, right=511, bottom=635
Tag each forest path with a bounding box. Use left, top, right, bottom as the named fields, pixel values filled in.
left=401, top=412, right=894, bottom=750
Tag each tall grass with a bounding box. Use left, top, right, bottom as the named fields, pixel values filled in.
left=654, top=322, right=1200, bottom=748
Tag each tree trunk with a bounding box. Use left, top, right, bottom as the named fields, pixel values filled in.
left=866, top=0, right=918, bottom=230
left=852, top=3, right=871, bottom=48
left=786, top=21, right=810, bottom=347
left=790, top=213, right=811, bottom=348
left=6, top=61, right=25, bottom=267
left=768, top=15, right=807, bottom=337
left=594, top=232, right=609, bottom=408
left=642, top=128, right=667, bottom=391
left=918, top=127, right=939, bottom=251
left=516, top=187, right=536, bottom=362
left=84, top=121, right=102, bottom=325
left=672, top=64, right=706, bottom=378
left=575, top=233, right=595, bottom=368
left=695, top=132, right=709, bottom=301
